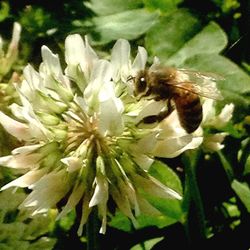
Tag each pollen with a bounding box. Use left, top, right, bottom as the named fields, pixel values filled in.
left=64, top=109, right=102, bottom=153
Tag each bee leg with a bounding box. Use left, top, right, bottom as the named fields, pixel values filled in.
left=137, top=99, right=174, bottom=125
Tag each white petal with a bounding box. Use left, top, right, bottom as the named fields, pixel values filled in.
left=98, top=97, right=124, bottom=136
left=83, top=36, right=98, bottom=72
left=111, top=39, right=131, bottom=82
left=23, top=64, right=43, bottom=90
left=77, top=194, right=92, bottom=236
left=57, top=183, right=85, bottom=219
left=203, top=132, right=228, bottom=152
left=65, top=34, right=98, bottom=82
left=14, top=98, right=52, bottom=141
left=131, top=46, right=147, bottom=74
left=10, top=103, right=26, bottom=121
left=90, top=59, right=113, bottom=84
left=0, top=153, right=41, bottom=169
left=203, top=100, right=234, bottom=129
left=41, top=46, right=63, bottom=77
left=110, top=184, right=137, bottom=224
left=202, top=99, right=215, bottom=124
left=1, top=168, right=47, bottom=190
left=84, top=60, right=113, bottom=110
left=12, top=144, right=42, bottom=155
left=65, top=34, right=86, bottom=66
left=157, top=111, right=187, bottom=138
left=10, top=22, right=21, bottom=48
left=132, top=154, right=154, bottom=171
left=204, top=141, right=224, bottom=152
left=136, top=100, right=165, bottom=124
left=89, top=175, right=108, bottom=207
left=61, top=156, right=82, bottom=172
left=152, top=135, right=203, bottom=158
left=114, top=169, right=140, bottom=216
left=215, top=103, right=234, bottom=128
left=134, top=131, right=159, bottom=154
left=20, top=170, right=71, bottom=213
left=5, top=22, right=21, bottom=64
left=0, top=111, right=31, bottom=140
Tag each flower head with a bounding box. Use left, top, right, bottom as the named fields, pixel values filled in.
left=0, top=35, right=207, bottom=234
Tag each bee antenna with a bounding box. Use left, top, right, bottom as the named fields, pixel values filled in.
left=127, top=75, right=135, bottom=82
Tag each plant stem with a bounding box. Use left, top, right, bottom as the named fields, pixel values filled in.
left=182, top=150, right=206, bottom=242
left=217, top=151, right=234, bottom=182
left=86, top=208, right=100, bottom=250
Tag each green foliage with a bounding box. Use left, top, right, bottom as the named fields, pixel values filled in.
left=109, top=211, right=132, bottom=232
left=19, top=6, right=56, bottom=39
left=143, top=0, right=182, bottom=12
left=89, top=9, right=159, bottom=44
left=212, top=0, right=240, bottom=14
left=146, top=9, right=202, bottom=61
left=149, top=160, right=183, bottom=194
left=0, top=189, right=56, bottom=250
left=0, top=2, right=9, bottom=22
left=85, top=0, right=143, bottom=16
left=232, top=180, right=250, bottom=212
left=131, top=237, right=163, bottom=250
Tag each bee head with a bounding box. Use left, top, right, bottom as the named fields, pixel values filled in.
left=132, top=70, right=149, bottom=100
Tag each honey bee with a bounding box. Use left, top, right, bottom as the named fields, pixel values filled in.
left=131, top=67, right=223, bottom=133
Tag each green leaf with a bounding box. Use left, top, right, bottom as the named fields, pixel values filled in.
left=84, top=0, right=143, bottom=16
left=146, top=9, right=227, bottom=66
left=145, top=9, right=202, bottom=61
left=149, top=160, right=183, bottom=194
left=146, top=161, right=183, bottom=221
left=109, top=211, right=132, bottom=232
left=137, top=213, right=176, bottom=228
left=131, top=237, right=163, bottom=250
left=231, top=180, right=250, bottom=213
left=91, top=9, right=159, bottom=44
left=244, top=156, right=250, bottom=175
left=109, top=207, right=178, bottom=231
left=143, top=196, right=183, bottom=222
left=166, top=22, right=228, bottom=66
left=143, top=0, right=183, bottom=12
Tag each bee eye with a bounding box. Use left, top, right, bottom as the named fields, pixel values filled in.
left=140, top=77, right=146, bottom=86
left=136, top=77, right=147, bottom=92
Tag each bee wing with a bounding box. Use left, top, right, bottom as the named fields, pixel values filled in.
left=174, top=81, right=224, bottom=100
left=178, top=68, right=225, bottom=81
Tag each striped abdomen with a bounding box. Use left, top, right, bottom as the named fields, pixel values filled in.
left=173, top=89, right=203, bottom=133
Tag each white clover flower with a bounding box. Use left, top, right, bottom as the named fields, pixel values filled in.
left=202, top=99, right=234, bottom=129
left=0, top=22, right=21, bottom=79
left=202, top=133, right=228, bottom=153
left=0, top=35, right=206, bottom=234
left=201, top=98, right=234, bottom=152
